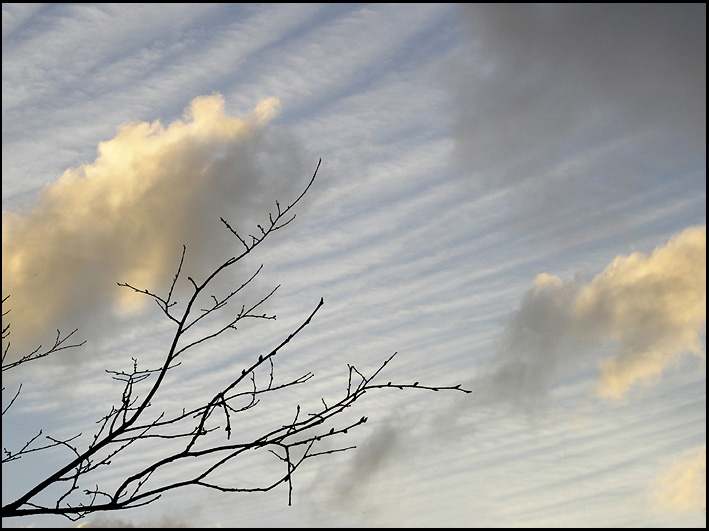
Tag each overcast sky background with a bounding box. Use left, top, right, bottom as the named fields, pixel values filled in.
left=2, top=3, right=706, bottom=528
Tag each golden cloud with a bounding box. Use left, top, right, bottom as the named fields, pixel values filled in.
left=576, top=226, right=706, bottom=400
left=491, top=226, right=705, bottom=408
left=2, top=94, right=308, bottom=358
left=649, top=443, right=706, bottom=513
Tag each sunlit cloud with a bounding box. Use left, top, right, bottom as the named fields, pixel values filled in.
left=2, top=93, right=309, bottom=357
left=482, top=225, right=706, bottom=409
left=578, top=226, right=706, bottom=400
left=649, top=444, right=706, bottom=514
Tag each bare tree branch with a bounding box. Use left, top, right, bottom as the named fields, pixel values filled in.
left=2, top=159, right=471, bottom=521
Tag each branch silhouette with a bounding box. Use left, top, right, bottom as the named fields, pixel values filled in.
left=2, top=159, right=470, bottom=521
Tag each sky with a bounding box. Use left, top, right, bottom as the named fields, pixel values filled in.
left=1, top=3, right=705, bottom=528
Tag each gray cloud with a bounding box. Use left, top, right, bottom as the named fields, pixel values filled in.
left=451, top=4, right=706, bottom=240
left=333, top=420, right=404, bottom=504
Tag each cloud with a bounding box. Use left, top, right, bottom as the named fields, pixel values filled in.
left=649, top=444, right=706, bottom=514
left=333, top=421, right=404, bottom=503
left=482, top=225, right=705, bottom=409
left=451, top=4, right=706, bottom=240
left=77, top=514, right=190, bottom=527
left=476, top=271, right=581, bottom=415
left=2, top=93, right=311, bottom=358
left=578, top=226, right=706, bottom=400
